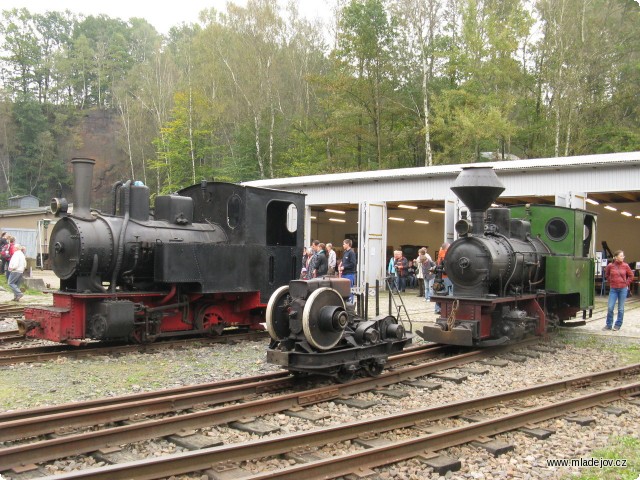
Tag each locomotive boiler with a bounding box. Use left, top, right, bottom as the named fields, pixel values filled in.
left=265, top=277, right=412, bottom=381
left=21, top=158, right=304, bottom=344
left=421, top=166, right=596, bottom=346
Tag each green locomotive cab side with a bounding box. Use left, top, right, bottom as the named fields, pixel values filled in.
left=508, top=204, right=597, bottom=312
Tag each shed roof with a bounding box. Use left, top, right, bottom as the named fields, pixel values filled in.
left=244, top=151, right=640, bottom=189
left=0, top=206, right=51, bottom=218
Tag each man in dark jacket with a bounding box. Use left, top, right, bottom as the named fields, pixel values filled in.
left=314, top=243, right=329, bottom=277
left=340, top=238, right=357, bottom=301
left=394, top=251, right=408, bottom=292
left=307, top=240, right=320, bottom=276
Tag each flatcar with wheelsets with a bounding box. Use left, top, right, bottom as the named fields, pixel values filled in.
left=264, top=276, right=412, bottom=382
left=420, top=166, right=597, bottom=347
left=19, top=158, right=304, bottom=345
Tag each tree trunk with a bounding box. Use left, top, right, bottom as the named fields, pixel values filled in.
left=269, top=105, right=275, bottom=179
left=422, top=48, right=433, bottom=166
left=554, top=99, right=561, bottom=158
left=117, top=96, right=135, bottom=179
left=254, top=114, right=264, bottom=178
left=564, top=107, right=572, bottom=157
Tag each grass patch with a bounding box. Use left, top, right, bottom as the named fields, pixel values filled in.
left=557, top=331, right=640, bottom=364
left=0, top=361, right=173, bottom=410
left=564, top=436, right=640, bottom=479
left=0, top=271, right=43, bottom=295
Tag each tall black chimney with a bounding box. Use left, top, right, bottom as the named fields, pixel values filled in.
left=71, top=158, right=95, bottom=220
left=451, top=167, right=505, bottom=235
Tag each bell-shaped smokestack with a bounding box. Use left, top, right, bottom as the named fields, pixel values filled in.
left=451, top=166, right=505, bottom=235
left=72, top=158, right=95, bottom=220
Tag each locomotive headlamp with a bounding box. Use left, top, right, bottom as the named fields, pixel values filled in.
left=455, top=218, right=472, bottom=236
left=50, top=197, right=68, bottom=217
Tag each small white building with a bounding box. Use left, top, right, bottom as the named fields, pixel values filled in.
left=8, top=195, right=40, bottom=209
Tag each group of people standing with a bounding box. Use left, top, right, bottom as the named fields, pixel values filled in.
left=300, top=239, right=453, bottom=311
left=301, top=238, right=358, bottom=291
left=0, top=232, right=27, bottom=301
left=387, top=243, right=451, bottom=313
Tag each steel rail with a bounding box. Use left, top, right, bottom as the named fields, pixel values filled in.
left=0, top=329, right=22, bottom=338
left=0, top=333, right=24, bottom=342
left=0, top=331, right=269, bottom=365
left=0, top=305, right=24, bottom=316
left=242, top=382, right=640, bottom=480
left=34, top=364, right=640, bottom=480
left=0, top=344, right=448, bottom=422
left=0, top=344, right=446, bottom=440
left=0, top=342, right=530, bottom=471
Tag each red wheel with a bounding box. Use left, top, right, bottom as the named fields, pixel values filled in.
left=196, top=304, right=225, bottom=336
left=129, top=327, right=156, bottom=344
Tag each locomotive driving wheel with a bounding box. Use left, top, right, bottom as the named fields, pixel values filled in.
left=362, top=360, right=384, bottom=377
left=196, top=304, right=225, bottom=336
left=547, top=313, right=560, bottom=332
left=302, top=287, right=347, bottom=350
left=266, top=286, right=292, bottom=341
left=335, top=365, right=357, bottom=383
left=130, top=326, right=158, bottom=344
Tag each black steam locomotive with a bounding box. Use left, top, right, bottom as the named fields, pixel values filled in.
left=420, top=166, right=596, bottom=346
left=265, top=277, right=412, bottom=381
left=21, top=158, right=304, bottom=345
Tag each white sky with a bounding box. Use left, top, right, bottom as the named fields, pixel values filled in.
left=2, top=0, right=335, bottom=34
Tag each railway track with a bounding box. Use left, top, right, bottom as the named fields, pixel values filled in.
left=0, top=330, right=270, bottom=365
left=567, top=297, right=640, bottom=327
left=0, top=340, right=539, bottom=474
left=0, top=329, right=23, bottom=342
left=12, top=360, right=640, bottom=479
left=0, top=304, right=25, bottom=316
left=236, top=369, right=640, bottom=480
left=0, top=344, right=448, bottom=443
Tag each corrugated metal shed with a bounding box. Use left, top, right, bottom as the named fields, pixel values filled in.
left=3, top=228, right=37, bottom=259
left=244, top=152, right=640, bottom=206
left=8, top=195, right=40, bottom=208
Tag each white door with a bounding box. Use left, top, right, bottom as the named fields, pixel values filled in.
left=358, top=202, right=387, bottom=291
left=569, top=192, right=587, bottom=209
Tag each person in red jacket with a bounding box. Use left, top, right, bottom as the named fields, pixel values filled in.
left=604, top=250, right=634, bottom=331
left=3, top=235, right=16, bottom=280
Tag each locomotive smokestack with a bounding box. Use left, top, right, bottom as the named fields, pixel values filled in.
left=451, top=167, right=505, bottom=235
left=71, top=158, right=95, bottom=220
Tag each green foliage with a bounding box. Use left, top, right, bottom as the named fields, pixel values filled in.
left=0, top=0, right=638, bottom=198
left=9, top=96, right=68, bottom=200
